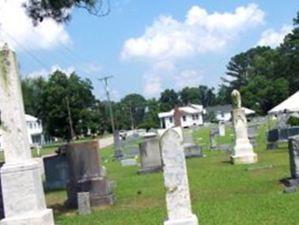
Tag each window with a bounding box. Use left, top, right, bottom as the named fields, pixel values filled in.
left=196, top=114, right=199, bottom=119
left=169, top=117, right=173, bottom=123
left=183, top=116, right=186, bottom=121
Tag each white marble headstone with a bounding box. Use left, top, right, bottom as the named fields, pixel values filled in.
left=160, top=128, right=198, bottom=225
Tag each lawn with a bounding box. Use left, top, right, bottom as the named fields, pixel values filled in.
left=45, top=123, right=299, bottom=225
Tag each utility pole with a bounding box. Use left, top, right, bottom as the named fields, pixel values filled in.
left=98, top=76, right=115, bottom=133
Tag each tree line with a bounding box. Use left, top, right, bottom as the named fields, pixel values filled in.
left=22, top=12, right=299, bottom=140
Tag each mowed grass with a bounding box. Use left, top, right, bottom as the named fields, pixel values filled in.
left=46, top=123, right=299, bottom=225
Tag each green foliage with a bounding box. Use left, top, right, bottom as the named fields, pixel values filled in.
left=24, top=0, right=104, bottom=24
left=159, top=89, right=180, bottom=112
left=288, top=116, right=299, bottom=126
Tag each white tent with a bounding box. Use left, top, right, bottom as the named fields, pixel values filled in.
left=268, top=91, right=299, bottom=114
left=243, top=107, right=255, bottom=115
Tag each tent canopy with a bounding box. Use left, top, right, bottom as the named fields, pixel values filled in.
left=268, top=91, right=299, bottom=114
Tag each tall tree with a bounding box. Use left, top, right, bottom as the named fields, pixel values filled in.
left=159, top=89, right=180, bottom=112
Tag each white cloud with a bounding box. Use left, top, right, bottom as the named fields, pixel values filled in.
left=27, top=65, right=75, bottom=78
left=143, top=74, right=162, bottom=97
left=174, top=69, right=203, bottom=89
left=0, top=0, right=71, bottom=50
left=257, top=25, right=292, bottom=48
left=121, top=3, right=264, bottom=61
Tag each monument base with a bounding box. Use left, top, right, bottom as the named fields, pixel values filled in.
left=164, top=214, right=198, bottom=225
left=66, top=176, right=114, bottom=208
left=0, top=209, right=54, bottom=225
left=231, top=152, right=258, bottom=164
left=138, top=166, right=162, bottom=174
left=0, top=161, right=55, bottom=225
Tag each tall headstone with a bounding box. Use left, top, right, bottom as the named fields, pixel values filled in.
left=139, top=137, right=162, bottom=174
left=218, top=121, right=225, bottom=137
left=0, top=44, right=55, bottom=225
left=230, top=90, right=257, bottom=164
left=114, top=130, right=123, bottom=160
left=160, top=128, right=199, bottom=225
left=66, top=140, right=114, bottom=208
left=288, top=136, right=299, bottom=180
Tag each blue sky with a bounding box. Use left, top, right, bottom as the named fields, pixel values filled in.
left=0, top=0, right=298, bottom=101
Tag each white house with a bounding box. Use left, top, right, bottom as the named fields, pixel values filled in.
left=206, top=104, right=256, bottom=122
left=158, top=104, right=205, bottom=129
left=0, top=114, right=43, bottom=150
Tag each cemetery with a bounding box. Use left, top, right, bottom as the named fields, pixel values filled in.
left=1, top=1, right=299, bottom=225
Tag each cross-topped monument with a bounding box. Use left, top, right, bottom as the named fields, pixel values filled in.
left=0, top=44, right=55, bottom=225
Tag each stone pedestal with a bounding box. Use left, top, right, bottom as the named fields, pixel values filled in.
left=231, top=108, right=257, bottom=164
left=161, top=128, right=198, bottom=225
left=139, top=137, right=162, bottom=174
left=0, top=162, right=54, bottom=225
left=66, top=140, right=114, bottom=208
left=0, top=44, right=55, bottom=225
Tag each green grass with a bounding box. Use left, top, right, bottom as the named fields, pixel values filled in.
left=45, top=123, right=299, bottom=225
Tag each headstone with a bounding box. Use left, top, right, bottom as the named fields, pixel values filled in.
left=218, top=121, right=225, bottom=136
left=230, top=90, right=257, bottom=164
left=209, top=129, right=218, bottom=150
left=160, top=128, right=199, bottom=225
left=183, top=130, right=202, bottom=158
left=66, top=140, right=114, bottom=208
left=43, top=153, right=69, bottom=190
left=139, top=137, right=162, bottom=174
left=121, top=158, right=137, bottom=167
left=77, top=192, right=91, bottom=215
left=114, top=130, right=123, bottom=160
left=288, top=136, right=299, bottom=180
left=0, top=44, right=55, bottom=225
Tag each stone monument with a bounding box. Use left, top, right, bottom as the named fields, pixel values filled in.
left=286, top=136, right=299, bottom=187
left=218, top=121, right=225, bottom=137
left=114, top=130, right=123, bottom=160
left=66, top=140, right=114, bottom=208
left=139, top=137, right=163, bottom=174
left=43, top=153, right=69, bottom=190
left=0, top=44, right=55, bottom=225
left=160, top=128, right=199, bottom=225
left=230, top=90, right=257, bottom=164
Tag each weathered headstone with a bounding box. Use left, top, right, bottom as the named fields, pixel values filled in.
left=66, top=140, right=114, bottom=208
left=114, top=130, right=123, bottom=160
left=0, top=44, right=55, bottom=225
left=288, top=136, right=299, bottom=180
left=160, top=128, right=199, bottom=225
left=77, top=192, right=91, bottom=215
left=121, top=158, right=137, bottom=167
left=218, top=121, right=225, bottom=136
left=230, top=90, right=257, bottom=164
left=43, top=153, right=69, bottom=190
left=139, top=137, right=162, bottom=174
left=183, top=130, right=202, bottom=158
left=209, top=129, right=218, bottom=150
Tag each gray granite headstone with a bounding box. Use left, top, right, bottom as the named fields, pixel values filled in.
left=77, top=192, right=91, bottom=215
left=43, top=154, right=69, bottom=190
left=114, top=130, right=123, bottom=160
left=139, top=137, right=162, bottom=174
left=66, top=140, right=114, bottom=208
left=288, top=135, right=299, bottom=180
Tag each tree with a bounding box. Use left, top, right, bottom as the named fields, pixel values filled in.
left=41, top=70, right=96, bottom=140
left=139, top=98, right=160, bottom=130
left=159, top=89, right=180, bottom=112
left=279, top=12, right=299, bottom=94
left=120, top=94, right=147, bottom=129
left=24, top=0, right=110, bottom=24
left=180, top=87, right=201, bottom=105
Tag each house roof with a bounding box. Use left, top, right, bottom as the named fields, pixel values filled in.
left=268, top=91, right=299, bottom=114
left=158, top=104, right=204, bottom=118
left=25, top=114, right=38, bottom=122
